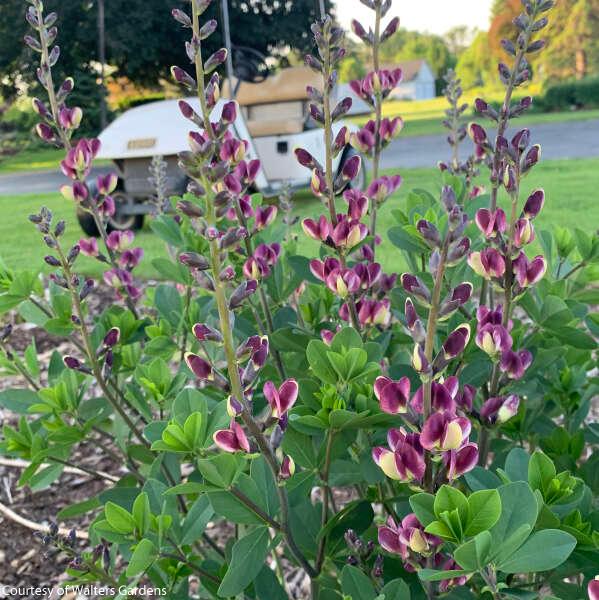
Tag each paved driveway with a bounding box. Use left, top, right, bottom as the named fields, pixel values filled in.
left=1, top=119, right=598, bottom=196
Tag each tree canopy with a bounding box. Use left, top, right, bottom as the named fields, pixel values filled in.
left=0, top=0, right=333, bottom=103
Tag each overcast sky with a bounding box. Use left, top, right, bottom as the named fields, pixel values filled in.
left=335, top=0, right=493, bottom=35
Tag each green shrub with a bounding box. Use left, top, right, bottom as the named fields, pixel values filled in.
left=542, top=77, right=599, bottom=110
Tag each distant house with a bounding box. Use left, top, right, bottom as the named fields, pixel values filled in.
left=337, top=59, right=436, bottom=115
left=389, top=59, right=436, bottom=101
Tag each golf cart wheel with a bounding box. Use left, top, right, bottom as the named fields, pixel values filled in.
left=108, top=191, right=144, bottom=232
left=340, top=147, right=367, bottom=192
left=76, top=208, right=100, bottom=236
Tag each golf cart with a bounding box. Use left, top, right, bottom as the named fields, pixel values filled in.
left=78, top=61, right=365, bottom=235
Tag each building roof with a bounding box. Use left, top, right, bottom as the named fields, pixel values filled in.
left=378, top=59, right=429, bottom=82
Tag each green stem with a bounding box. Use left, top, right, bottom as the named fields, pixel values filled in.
left=315, top=429, right=335, bottom=572
left=422, top=241, right=449, bottom=492
left=369, top=2, right=383, bottom=258
left=191, top=6, right=315, bottom=579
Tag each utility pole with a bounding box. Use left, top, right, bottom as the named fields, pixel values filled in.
left=318, top=0, right=326, bottom=19
left=97, top=0, right=107, bottom=129
left=221, top=0, right=236, bottom=97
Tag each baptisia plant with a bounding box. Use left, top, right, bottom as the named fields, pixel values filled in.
left=0, top=0, right=597, bottom=599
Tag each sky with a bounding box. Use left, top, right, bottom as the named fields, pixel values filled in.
left=335, top=0, right=494, bottom=36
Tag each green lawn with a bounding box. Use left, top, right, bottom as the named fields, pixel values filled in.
left=1, top=158, right=597, bottom=279
left=0, top=147, right=109, bottom=175
left=351, top=104, right=599, bottom=138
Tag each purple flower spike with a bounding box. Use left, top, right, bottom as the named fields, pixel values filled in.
left=302, top=216, right=331, bottom=242
left=417, top=220, right=441, bottom=249
left=475, top=208, right=506, bottom=238
left=513, top=218, right=535, bottom=247
left=523, top=189, right=545, bottom=219
left=500, top=349, right=533, bottom=380
left=445, top=443, right=479, bottom=481
left=378, top=518, right=407, bottom=557
left=587, top=577, right=599, bottom=600
left=229, top=280, right=257, bottom=309
left=456, top=384, right=476, bottom=412
left=213, top=420, right=250, bottom=453
left=443, top=325, right=471, bottom=359
left=103, top=327, right=120, bottom=348
left=226, top=395, right=244, bottom=417
left=420, top=412, right=470, bottom=452
left=372, top=428, right=425, bottom=482
left=401, top=273, right=431, bottom=305
left=374, top=376, right=410, bottom=414
left=279, top=455, right=295, bottom=480
left=192, top=323, right=222, bottom=343
left=476, top=324, right=512, bottom=358
left=254, top=205, right=277, bottom=230
left=512, top=252, right=546, bottom=287
left=184, top=353, right=212, bottom=380
left=341, top=154, right=362, bottom=181
left=468, top=248, right=506, bottom=280
left=410, top=379, right=457, bottom=414
left=79, top=238, right=99, bottom=257
left=264, top=379, right=299, bottom=419
left=481, top=395, right=519, bottom=425
left=468, top=123, right=488, bottom=146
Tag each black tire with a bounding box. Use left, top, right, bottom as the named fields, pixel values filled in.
left=75, top=190, right=144, bottom=236
left=76, top=208, right=100, bottom=236
left=107, top=191, right=144, bottom=232
left=339, top=147, right=367, bottom=192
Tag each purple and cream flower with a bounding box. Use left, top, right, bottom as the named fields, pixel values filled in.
left=264, top=379, right=299, bottom=419
left=372, top=427, right=425, bottom=482
left=500, top=349, right=533, bottom=379
left=480, top=395, right=520, bottom=424
left=213, top=420, right=250, bottom=453
left=468, top=248, right=506, bottom=280
left=374, top=376, right=410, bottom=414
left=420, top=411, right=471, bottom=452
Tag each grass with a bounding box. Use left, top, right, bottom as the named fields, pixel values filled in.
left=0, top=158, right=597, bottom=280
left=395, top=108, right=599, bottom=138
left=0, top=147, right=109, bottom=175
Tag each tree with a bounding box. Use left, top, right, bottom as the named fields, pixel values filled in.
left=379, top=29, right=455, bottom=92
left=455, top=31, right=495, bottom=88
left=444, top=25, right=477, bottom=58
left=540, top=0, right=599, bottom=80
left=0, top=0, right=333, bottom=132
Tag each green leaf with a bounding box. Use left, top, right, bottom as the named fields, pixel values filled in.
left=497, top=529, right=576, bottom=574
left=0, top=388, right=38, bottom=414
left=465, top=489, right=501, bottom=535
left=217, top=527, right=270, bottom=597
left=453, top=531, right=492, bottom=571
left=418, top=569, right=472, bottom=582
left=181, top=495, right=214, bottom=545
left=504, top=447, right=530, bottom=482
left=409, top=492, right=436, bottom=527
left=434, top=485, right=468, bottom=523
left=379, top=579, right=410, bottom=600
left=197, top=453, right=241, bottom=488
left=281, top=427, right=317, bottom=468
left=57, top=496, right=101, bottom=519
left=306, top=340, right=338, bottom=384
left=330, top=327, right=363, bottom=352
left=341, top=565, right=377, bottom=600
left=489, top=482, right=538, bottom=564
left=132, top=493, right=151, bottom=536
left=126, top=539, right=158, bottom=577
left=528, top=450, right=556, bottom=494
left=104, top=502, right=136, bottom=534
left=464, top=467, right=501, bottom=492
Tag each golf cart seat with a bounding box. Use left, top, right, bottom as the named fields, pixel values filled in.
left=227, top=66, right=322, bottom=138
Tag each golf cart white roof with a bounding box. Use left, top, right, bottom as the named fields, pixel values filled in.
left=97, top=97, right=205, bottom=160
